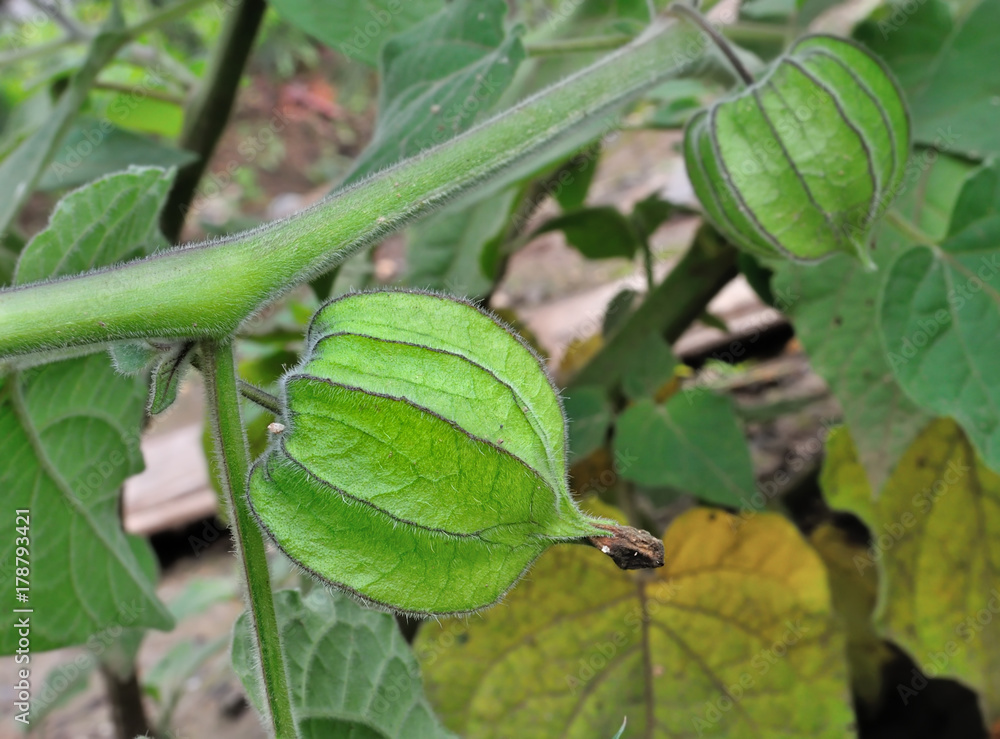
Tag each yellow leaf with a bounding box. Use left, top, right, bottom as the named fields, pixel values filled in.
left=810, top=522, right=892, bottom=710
left=823, top=418, right=1000, bottom=719
left=416, top=507, right=853, bottom=737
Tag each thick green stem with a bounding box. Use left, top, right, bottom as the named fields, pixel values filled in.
left=161, top=0, right=268, bottom=242
left=0, top=16, right=704, bottom=358
left=200, top=340, right=296, bottom=739
left=525, top=34, right=634, bottom=56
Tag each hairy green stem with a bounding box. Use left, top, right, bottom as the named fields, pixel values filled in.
left=525, top=34, right=634, bottom=56
left=161, top=0, right=268, bottom=242
left=200, top=339, right=296, bottom=739
left=239, top=379, right=281, bottom=415
left=120, top=43, right=199, bottom=90
left=0, top=17, right=704, bottom=358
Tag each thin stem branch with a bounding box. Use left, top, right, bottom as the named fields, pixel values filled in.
left=200, top=339, right=296, bottom=739
left=641, top=242, right=655, bottom=293
left=120, top=42, right=199, bottom=89
left=126, top=0, right=213, bottom=39
left=239, top=380, right=281, bottom=415
left=0, top=35, right=80, bottom=68
left=0, top=0, right=211, bottom=71
left=885, top=208, right=938, bottom=248
left=24, top=0, right=87, bottom=39
left=668, top=2, right=754, bottom=86
left=93, top=79, right=185, bottom=104
left=570, top=225, right=739, bottom=391
left=526, top=34, right=634, bottom=56
left=722, top=21, right=792, bottom=45
left=161, top=0, right=267, bottom=242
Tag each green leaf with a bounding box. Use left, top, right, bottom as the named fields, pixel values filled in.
left=417, top=505, right=853, bottom=737
left=0, top=245, right=17, bottom=287
left=98, top=534, right=161, bottom=680
left=0, top=169, right=175, bottom=653
left=602, top=287, right=638, bottom=339
left=553, top=148, right=600, bottom=212
left=31, top=533, right=158, bottom=722
left=109, top=342, right=159, bottom=376
left=629, top=193, right=673, bottom=245
left=855, top=0, right=1000, bottom=159
left=621, top=334, right=677, bottom=400
left=232, top=588, right=455, bottom=738
left=0, top=8, right=128, bottom=236
left=144, top=636, right=228, bottom=709
left=103, top=95, right=183, bottom=140
left=15, top=166, right=175, bottom=284
left=0, top=356, right=173, bottom=653
left=166, top=575, right=238, bottom=621
left=148, top=342, right=194, bottom=416
left=343, top=0, right=525, bottom=184
left=564, top=385, right=613, bottom=461
left=773, top=150, right=972, bottom=489
left=33, top=660, right=97, bottom=725
left=38, top=119, right=196, bottom=192
left=267, top=0, right=443, bottom=66
left=684, top=34, right=909, bottom=264
left=615, top=390, right=755, bottom=508
left=822, top=421, right=1000, bottom=719
left=880, top=160, right=1000, bottom=470
left=248, top=291, right=619, bottom=615
left=406, top=187, right=518, bottom=298
left=535, top=205, right=639, bottom=260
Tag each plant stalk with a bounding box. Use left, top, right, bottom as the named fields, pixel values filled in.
left=161, top=0, right=268, bottom=242
left=641, top=241, right=655, bottom=292
left=570, top=224, right=739, bottom=391
left=99, top=665, right=156, bottom=739
left=0, top=16, right=705, bottom=358
left=239, top=379, right=281, bottom=415
left=200, top=339, right=296, bottom=739
left=668, top=2, right=754, bottom=86
left=526, top=34, right=634, bottom=56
